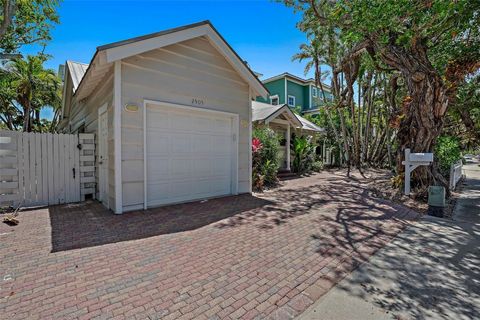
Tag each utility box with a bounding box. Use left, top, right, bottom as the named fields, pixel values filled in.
left=428, top=186, right=446, bottom=218
left=428, top=186, right=446, bottom=207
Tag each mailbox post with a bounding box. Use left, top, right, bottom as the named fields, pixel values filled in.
left=402, top=148, right=433, bottom=195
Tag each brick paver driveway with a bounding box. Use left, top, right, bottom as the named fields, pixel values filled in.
left=0, top=171, right=418, bottom=320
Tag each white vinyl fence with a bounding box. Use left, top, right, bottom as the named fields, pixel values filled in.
left=449, top=160, right=463, bottom=190
left=0, top=130, right=95, bottom=207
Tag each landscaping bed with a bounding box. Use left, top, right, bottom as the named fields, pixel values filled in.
left=361, top=168, right=459, bottom=218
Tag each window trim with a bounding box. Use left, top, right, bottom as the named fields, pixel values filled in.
left=270, top=94, right=279, bottom=105
left=287, top=95, right=296, bottom=107
left=312, top=87, right=317, bottom=97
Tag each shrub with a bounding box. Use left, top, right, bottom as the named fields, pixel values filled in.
left=311, top=160, right=324, bottom=172
left=435, top=135, right=461, bottom=178
left=252, top=127, right=280, bottom=191
left=291, top=136, right=316, bottom=174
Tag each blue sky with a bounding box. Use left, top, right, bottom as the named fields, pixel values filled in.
left=23, top=0, right=312, bottom=119
left=24, top=0, right=311, bottom=78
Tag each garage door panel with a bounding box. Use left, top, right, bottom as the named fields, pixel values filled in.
left=147, top=135, right=169, bottom=155
left=170, top=113, right=192, bottom=131
left=170, top=180, right=193, bottom=197
left=193, top=159, right=212, bottom=176
left=147, top=182, right=169, bottom=204
left=147, top=109, right=170, bottom=129
left=171, top=134, right=192, bottom=154
left=213, top=158, right=230, bottom=176
left=191, top=135, right=212, bottom=154
left=146, top=103, right=234, bottom=207
left=212, top=135, right=231, bottom=152
left=214, top=118, right=231, bottom=132
left=171, top=158, right=191, bottom=177
left=210, top=178, right=231, bottom=194
left=147, top=158, right=170, bottom=179
left=192, top=117, right=213, bottom=132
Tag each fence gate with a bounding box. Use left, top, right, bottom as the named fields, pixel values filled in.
left=0, top=130, right=95, bottom=207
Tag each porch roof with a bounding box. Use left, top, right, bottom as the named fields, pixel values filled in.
left=296, top=114, right=324, bottom=133
left=252, top=101, right=323, bottom=133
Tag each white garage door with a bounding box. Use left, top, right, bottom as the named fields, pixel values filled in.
left=146, top=103, right=236, bottom=207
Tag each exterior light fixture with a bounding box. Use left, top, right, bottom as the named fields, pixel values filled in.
left=124, top=104, right=139, bottom=112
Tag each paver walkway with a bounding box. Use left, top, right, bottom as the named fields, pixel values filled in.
left=0, top=171, right=418, bottom=320
left=299, top=161, right=480, bottom=320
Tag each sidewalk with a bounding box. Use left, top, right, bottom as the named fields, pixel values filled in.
left=453, top=160, right=480, bottom=224
left=298, top=161, right=480, bottom=320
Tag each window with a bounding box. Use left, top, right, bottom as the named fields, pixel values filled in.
left=270, top=95, right=279, bottom=105
left=287, top=95, right=295, bottom=107
left=312, top=87, right=317, bottom=97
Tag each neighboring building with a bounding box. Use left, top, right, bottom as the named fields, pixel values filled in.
left=256, top=72, right=333, bottom=115
left=59, top=21, right=268, bottom=213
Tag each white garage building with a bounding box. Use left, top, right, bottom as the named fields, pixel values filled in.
left=59, top=21, right=268, bottom=213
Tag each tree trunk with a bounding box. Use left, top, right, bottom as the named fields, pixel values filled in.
left=23, top=104, right=30, bottom=132
left=381, top=42, right=449, bottom=189
left=35, top=109, right=41, bottom=132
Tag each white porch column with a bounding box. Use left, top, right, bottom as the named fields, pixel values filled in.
left=322, top=140, right=326, bottom=163
left=286, top=125, right=291, bottom=171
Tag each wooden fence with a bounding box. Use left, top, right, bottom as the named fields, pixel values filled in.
left=0, top=131, right=95, bottom=207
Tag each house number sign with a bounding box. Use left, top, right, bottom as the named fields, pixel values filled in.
left=192, top=98, right=204, bottom=106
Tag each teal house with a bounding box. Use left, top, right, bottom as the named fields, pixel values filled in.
left=256, top=72, right=333, bottom=115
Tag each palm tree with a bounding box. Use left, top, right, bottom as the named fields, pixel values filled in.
left=5, top=55, right=61, bottom=132
left=0, top=71, right=20, bottom=130
left=292, top=38, right=349, bottom=167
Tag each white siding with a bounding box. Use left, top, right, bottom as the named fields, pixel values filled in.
left=63, top=69, right=115, bottom=208
left=120, top=36, right=251, bottom=211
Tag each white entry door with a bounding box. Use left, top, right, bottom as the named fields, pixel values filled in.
left=145, top=102, right=237, bottom=208
left=98, top=104, right=109, bottom=206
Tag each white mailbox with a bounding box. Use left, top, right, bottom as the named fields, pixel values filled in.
left=402, top=148, right=433, bottom=195
left=409, top=153, right=434, bottom=163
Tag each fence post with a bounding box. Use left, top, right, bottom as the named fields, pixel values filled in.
left=449, top=163, right=455, bottom=190
left=78, top=133, right=96, bottom=201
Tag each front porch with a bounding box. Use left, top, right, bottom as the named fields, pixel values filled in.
left=252, top=101, right=324, bottom=172
left=268, top=118, right=295, bottom=171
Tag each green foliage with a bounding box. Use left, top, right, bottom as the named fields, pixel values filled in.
left=0, top=54, right=61, bottom=132
left=311, top=160, right=324, bottom=172
left=435, top=136, right=461, bottom=177
left=0, top=0, right=61, bottom=53
left=283, top=0, right=480, bottom=181
left=291, top=136, right=315, bottom=174
left=252, top=127, right=281, bottom=191
left=445, top=74, right=480, bottom=148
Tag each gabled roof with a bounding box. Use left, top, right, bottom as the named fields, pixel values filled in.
left=262, top=72, right=331, bottom=90
left=252, top=101, right=302, bottom=127
left=252, top=101, right=324, bottom=133
left=70, top=20, right=268, bottom=100
left=296, top=114, right=324, bottom=133
left=66, top=61, right=88, bottom=92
